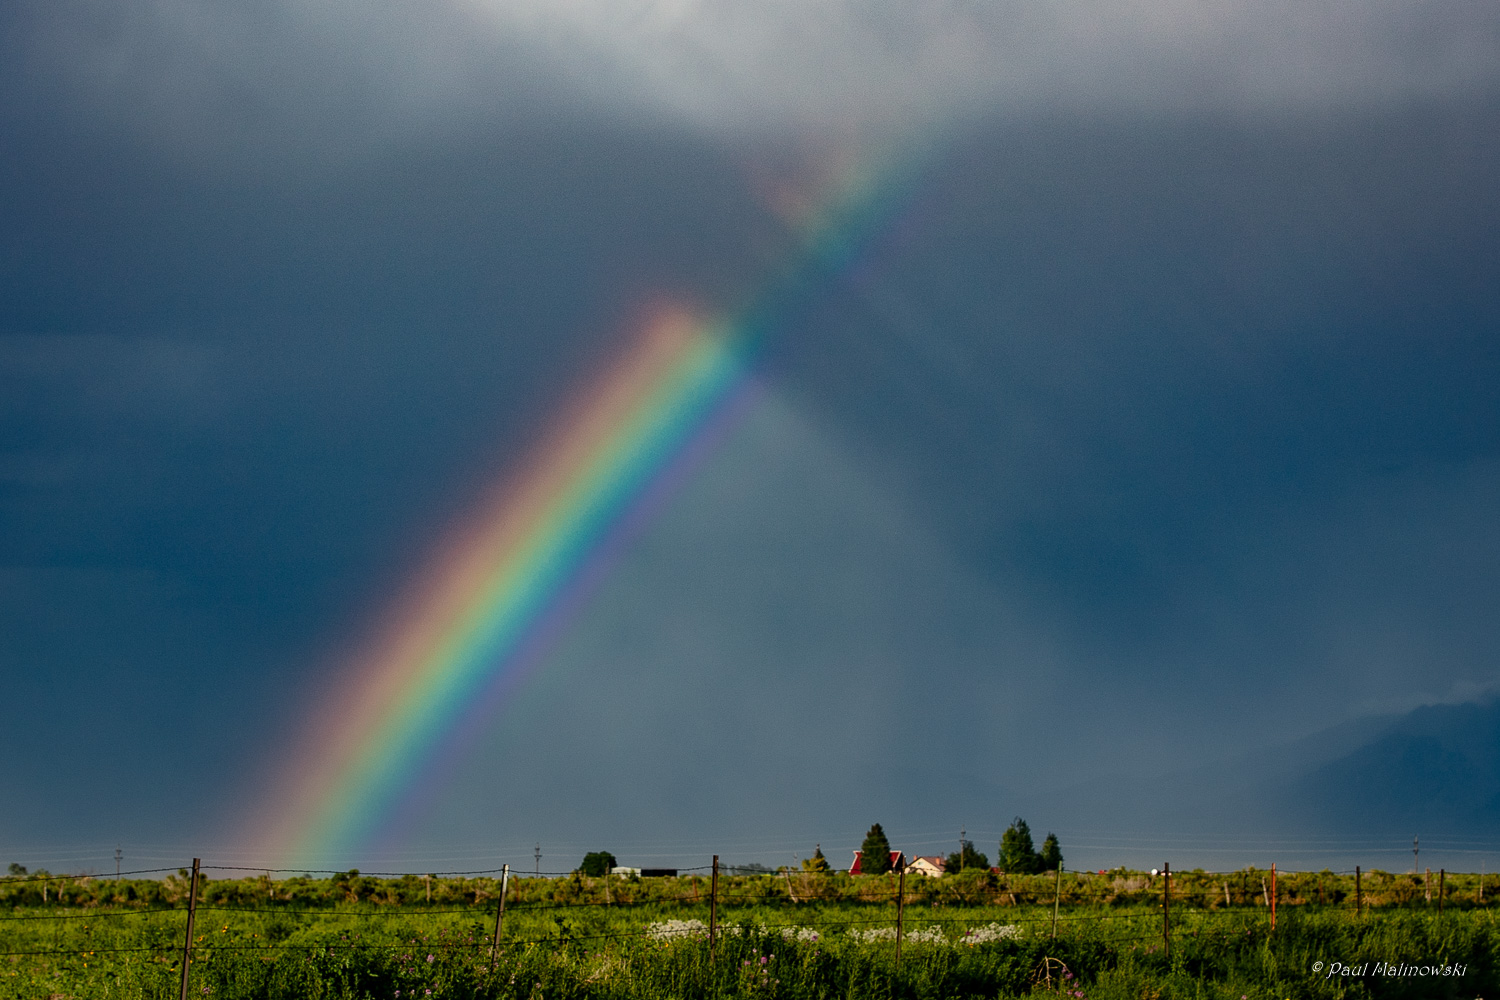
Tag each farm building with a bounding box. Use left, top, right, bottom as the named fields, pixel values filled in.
left=849, top=850, right=905, bottom=875
left=904, top=856, right=946, bottom=877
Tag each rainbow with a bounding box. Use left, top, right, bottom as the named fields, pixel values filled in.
left=258, top=148, right=921, bottom=867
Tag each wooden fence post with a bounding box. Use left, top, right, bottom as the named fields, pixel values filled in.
left=1051, top=866, right=1062, bottom=939
left=896, top=866, right=906, bottom=976
left=1270, top=863, right=1276, bottom=933
left=1162, top=862, right=1170, bottom=959
left=489, top=865, right=509, bottom=972
left=178, top=859, right=200, bottom=1000
left=709, top=856, right=719, bottom=963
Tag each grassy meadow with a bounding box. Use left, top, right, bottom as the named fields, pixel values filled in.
left=2, top=868, right=1495, bottom=999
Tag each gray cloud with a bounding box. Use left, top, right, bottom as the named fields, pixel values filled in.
left=8, top=0, right=1498, bottom=167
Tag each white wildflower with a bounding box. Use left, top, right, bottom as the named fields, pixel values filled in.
left=645, top=919, right=707, bottom=940
left=960, top=923, right=1021, bottom=944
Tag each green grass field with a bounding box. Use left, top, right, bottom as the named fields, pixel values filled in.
left=3, top=870, right=1495, bottom=999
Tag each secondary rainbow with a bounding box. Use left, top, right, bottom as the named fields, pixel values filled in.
left=258, top=147, right=921, bottom=867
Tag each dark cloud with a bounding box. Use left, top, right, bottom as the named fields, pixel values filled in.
left=2, top=0, right=1498, bottom=872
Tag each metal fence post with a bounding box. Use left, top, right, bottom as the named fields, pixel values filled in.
left=178, top=858, right=200, bottom=1000
left=489, top=864, right=509, bottom=972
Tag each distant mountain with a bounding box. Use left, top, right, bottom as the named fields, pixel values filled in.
left=1036, top=699, right=1500, bottom=867
left=1285, top=699, right=1500, bottom=837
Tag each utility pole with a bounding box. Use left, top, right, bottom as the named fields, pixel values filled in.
left=1414, top=836, right=1419, bottom=874
left=115, top=847, right=122, bottom=880
left=535, top=844, right=541, bottom=878
left=1355, top=866, right=1362, bottom=916
left=959, top=827, right=966, bottom=872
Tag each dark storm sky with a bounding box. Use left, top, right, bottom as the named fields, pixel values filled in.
left=2, top=0, right=1498, bottom=874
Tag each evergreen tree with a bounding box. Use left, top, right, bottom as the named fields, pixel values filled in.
left=1039, top=833, right=1064, bottom=872
left=944, top=840, right=990, bottom=873
left=579, top=851, right=617, bottom=877
left=999, top=817, right=1042, bottom=874
left=859, top=824, right=892, bottom=875
left=802, top=845, right=830, bottom=873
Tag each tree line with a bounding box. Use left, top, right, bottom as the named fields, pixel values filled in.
left=854, top=817, right=1062, bottom=875
left=575, top=819, right=1063, bottom=880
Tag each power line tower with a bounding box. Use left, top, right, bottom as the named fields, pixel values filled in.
left=534, top=843, right=541, bottom=877
left=1414, top=836, right=1420, bottom=874
left=115, top=847, right=122, bottom=880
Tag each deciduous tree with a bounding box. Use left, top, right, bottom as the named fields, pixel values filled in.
left=579, top=851, right=616, bottom=877
left=945, top=840, right=990, bottom=873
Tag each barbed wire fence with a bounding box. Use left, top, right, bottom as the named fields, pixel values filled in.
left=0, top=855, right=1488, bottom=995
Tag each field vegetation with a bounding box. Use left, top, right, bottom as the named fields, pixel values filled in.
left=2, top=867, right=1495, bottom=999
